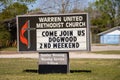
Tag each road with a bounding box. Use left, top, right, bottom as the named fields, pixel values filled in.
left=0, top=52, right=120, bottom=59
left=0, top=45, right=120, bottom=59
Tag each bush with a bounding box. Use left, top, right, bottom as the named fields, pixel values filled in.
left=0, top=24, right=11, bottom=48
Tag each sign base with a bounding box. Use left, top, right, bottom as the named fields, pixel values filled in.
left=38, top=65, right=68, bottom=73
left=38, top=52, right=69, bottom=74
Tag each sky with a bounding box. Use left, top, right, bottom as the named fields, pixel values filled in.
left=28, top=0, right=95, bottom=11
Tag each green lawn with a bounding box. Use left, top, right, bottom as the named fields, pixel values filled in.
left=92, top=50, right=120, bottom=54
left=0, top=58, right=119, bottom=80
left=0, top=47, right=17, bottom=51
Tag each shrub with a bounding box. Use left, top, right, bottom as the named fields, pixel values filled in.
left=0, top=24, right=11, bottom=48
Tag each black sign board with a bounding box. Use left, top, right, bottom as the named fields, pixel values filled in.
left=38, top=52, right=69, bottom=73
left=17, top=13, right=90, bottom=52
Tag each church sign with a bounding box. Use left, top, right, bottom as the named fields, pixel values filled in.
left=17, top=13, right=90, bottom=52
left=17, top=13, right=90, bottom=73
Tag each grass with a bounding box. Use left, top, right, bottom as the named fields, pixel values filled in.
left=0, top=58, right=120, bottom=80
left=92, top=43, right=120, bottom=46
left=0, top=47, right=17, bottom=51
left=92, top=50, right=120, bottom=54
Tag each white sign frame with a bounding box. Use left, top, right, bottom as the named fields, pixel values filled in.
left=36, top=13, right=90, bottom=52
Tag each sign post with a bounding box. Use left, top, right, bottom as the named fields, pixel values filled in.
left=17, top=13, right=90, bottom=73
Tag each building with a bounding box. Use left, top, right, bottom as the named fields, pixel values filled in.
left=98, top=26, right=120, bottom=44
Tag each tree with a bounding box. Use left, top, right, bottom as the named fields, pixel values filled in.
left=86, top=0, right=120, bottom=33
left=85, top=0, right=120, bottom=43
left=38, top=0, right=86, bottom=13
left=0, top=0, right=36, bottom=48
left=0, top=1, right=32, bottom=48
left=94, top=0, right=120, bottom=27
left=0, top=2, right=28, bottom=20
left=0, top=22, right=10, bottom=48
left=0, top=0, right=35, bottom=11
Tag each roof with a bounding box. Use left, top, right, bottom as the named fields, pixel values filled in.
left=3, top=11, right=44, bottom=22
left=3, top=18, right=16, bottom=23
left=26, top=11, right=44, bottom=15
left=98, top=26, right=120, bottom=35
